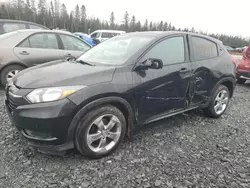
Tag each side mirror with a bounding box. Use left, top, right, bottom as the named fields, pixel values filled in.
left=135, top=58, right=163, bottom=71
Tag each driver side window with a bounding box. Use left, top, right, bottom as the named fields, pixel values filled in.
left=144, top=36, right=185, bottom=65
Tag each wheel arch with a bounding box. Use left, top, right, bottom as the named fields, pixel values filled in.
left=213, top=77, right=236, bottom=98
left=67, top=96, right=135, bottom=143
left=0, top=62, right=28, bottom=73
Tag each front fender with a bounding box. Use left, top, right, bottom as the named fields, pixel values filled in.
left=67, top=96, right=135, bottom=143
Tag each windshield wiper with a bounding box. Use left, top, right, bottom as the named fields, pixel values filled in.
left=76, top=60, right=95, bottom=66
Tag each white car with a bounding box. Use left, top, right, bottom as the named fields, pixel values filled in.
left=89, top=30, right=126, bottom=43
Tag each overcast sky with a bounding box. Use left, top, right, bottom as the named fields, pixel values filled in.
left=63, top=0, right=249, bottom=38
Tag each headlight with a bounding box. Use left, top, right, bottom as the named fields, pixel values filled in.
left=26, top=86, right=85, bottom=103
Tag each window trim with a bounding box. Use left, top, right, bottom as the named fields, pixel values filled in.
left=136, top=34, right=189, bottom=67
left=189, top=35, right=219, bottom=62
left=58, top=33, right=91, bottom=51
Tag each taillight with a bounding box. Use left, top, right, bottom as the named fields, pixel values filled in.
left=243, top=46, right=250, bottom=60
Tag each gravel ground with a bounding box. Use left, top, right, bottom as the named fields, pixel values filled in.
left=0, top=83, right=250, bottom=188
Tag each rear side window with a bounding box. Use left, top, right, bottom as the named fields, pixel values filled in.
left=2, top=23, right=26, bottom=33
left=144, top=36, right=185, bottom=65
left=191, top=36, right=218, bottom=61
left=102, top=32, right=115, bottom=38
left=29, top=24, right=46, bottom=30
left=91, top=32, right=101, bottom=38
left=18, top=33, right=59, bottom=49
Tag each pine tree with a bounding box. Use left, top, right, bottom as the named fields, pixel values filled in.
left=123, top=11, right=129, bottom=32
left=74, top=4, right=80, bottom=31
left=143, top=19, right=148, bottom=31
left=163, top=22, right=168, bottom=31
left=129, top=15, right=136, bottom=32
left=110, top=12, right=115, bottom=30
left=158, top=21, right=163, bottom=31
left=80, top=5, right=87, bottom=32
left=61, top=4, right=68, bottom=29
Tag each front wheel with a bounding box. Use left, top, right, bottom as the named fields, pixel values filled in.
left=203, top=85, right=230, bottom=118
left=75, top=105, right=126, bottom=159
left=1, top=65, right=25, bottom=86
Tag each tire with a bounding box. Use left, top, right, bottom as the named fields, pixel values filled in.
left=203, top=85, right=230, bottom=118
left=0, top=65, right=25, bottom=86
left=75, top=105, right=126, bottom=159
left=237, top=78, right=246, bottom=84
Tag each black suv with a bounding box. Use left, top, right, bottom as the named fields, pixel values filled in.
left=5, top=31, right=236, bottom=159
left=0, top=19, right=48, bottom=35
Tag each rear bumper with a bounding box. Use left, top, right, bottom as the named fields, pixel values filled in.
left=236, top=70, right=250, bottom=80
left=5, top=98, right=77, bottom=152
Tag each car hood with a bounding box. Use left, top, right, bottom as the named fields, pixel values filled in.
left=13, top=60, right=116, bottom=89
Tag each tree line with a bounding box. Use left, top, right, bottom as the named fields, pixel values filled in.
left=0, top=0, right=249, bottom=48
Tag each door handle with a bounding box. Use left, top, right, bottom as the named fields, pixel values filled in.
left=179, top=68, right=188, bottom=73
left=19, top=51, right=29, bottom=55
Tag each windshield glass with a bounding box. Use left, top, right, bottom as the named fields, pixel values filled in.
left=77, top=34, right=154, bottom=65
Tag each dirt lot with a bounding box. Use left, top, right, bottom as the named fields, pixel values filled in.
left=0, top=83, right=250, bottom=188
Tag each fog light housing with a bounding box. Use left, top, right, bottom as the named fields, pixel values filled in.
left=22, top=129, right=57, bottom=141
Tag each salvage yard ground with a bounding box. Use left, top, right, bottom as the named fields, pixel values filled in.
left=1, top=79, right=250, bottom=187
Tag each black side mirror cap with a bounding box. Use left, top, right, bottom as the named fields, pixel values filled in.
left=134, top=58, right=163, bottom=71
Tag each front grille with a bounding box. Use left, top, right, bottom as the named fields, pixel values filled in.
left=7, top=95, right=18, bottom=111
left=5, top=84, right=20, bottom=112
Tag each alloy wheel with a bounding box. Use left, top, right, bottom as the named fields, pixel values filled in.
left=6, top=70, right=20, bottom=83
left=214, top=90, right=229, bottom=115
left=86, top=114, right=122, bottom=154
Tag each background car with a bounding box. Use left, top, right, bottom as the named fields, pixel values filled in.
left=0, top=29, right=91, bottom=86
left=74, top=32, right=96, bottom=47
left=89, top=30, right=126, bottom=43
left=0, top=19, right=49, bottom=35
left=236, top=46, right=250, bottom=84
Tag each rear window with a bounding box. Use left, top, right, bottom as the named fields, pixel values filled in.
left=192, top=36, right=218, bottom=61
left=2, top=23, right=26, bottom=33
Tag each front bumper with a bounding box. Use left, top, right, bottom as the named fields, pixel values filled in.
left=5, top=98, right=77, bottom=152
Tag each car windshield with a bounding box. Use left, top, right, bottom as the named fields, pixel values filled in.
left=77, top=34, right=154, bottom=65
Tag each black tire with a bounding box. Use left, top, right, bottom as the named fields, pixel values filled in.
left=203, top=85, right=230, bottom=118
left=0, top=65, right=25, bottom=86
left=237, top=78, right=246, bottom=84
left=75, top=105, right=126, bottom=159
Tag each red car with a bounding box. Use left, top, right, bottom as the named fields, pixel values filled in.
left=236, top=46, right=250, bottom=84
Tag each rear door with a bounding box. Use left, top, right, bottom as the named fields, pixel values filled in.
left=58, top=34, right=91, bottom=58
left=14, top=32, right=64, bottom=66
left=189, top=35, right=220, bottom=106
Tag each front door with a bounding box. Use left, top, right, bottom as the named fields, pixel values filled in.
left=14, top=33, right=64, bottom=66
left=134, top=35, right=192, bottom=122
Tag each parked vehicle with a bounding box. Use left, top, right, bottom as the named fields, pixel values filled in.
left=0, top=29, right=91, bottom=86
left=5, top=31, right=236, bottom=159
left=236, top=46, right=250, bottom=84
left=74, top=32, right=96, bottom=47
left=89, top=30, right=126, bottom=43
left=0, top=19, right=48, bottom=35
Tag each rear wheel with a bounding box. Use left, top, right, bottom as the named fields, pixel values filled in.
left=1, top=65, right=25, bottom=86
left=203, top=85, right=230, bottom=118
left=237, top=78, right=246, bottom=84
left=75, top=105, right=126, bottom=159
